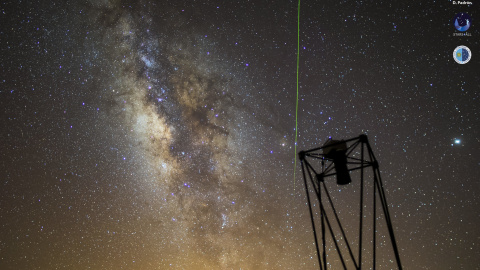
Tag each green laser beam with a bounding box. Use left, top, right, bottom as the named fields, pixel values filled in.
left=293, top=0, right=300, bottom=194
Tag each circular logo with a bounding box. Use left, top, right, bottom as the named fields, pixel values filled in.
left=453, top=46, right=471, bottom=64
left=453, top=13, right=471, bottom=32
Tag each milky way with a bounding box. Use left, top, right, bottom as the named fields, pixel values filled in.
left=1, top=0, right=479, bottom=269
left=80, top=1, right=282, bottom=268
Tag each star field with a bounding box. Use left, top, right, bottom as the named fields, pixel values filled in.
left=0, top=0, right=478, bottom=269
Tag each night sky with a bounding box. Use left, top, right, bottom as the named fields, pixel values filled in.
left=1, top=0, right=479, bottom=269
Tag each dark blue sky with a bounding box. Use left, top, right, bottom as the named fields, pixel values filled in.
left=1, top=0, right=478, bottom=269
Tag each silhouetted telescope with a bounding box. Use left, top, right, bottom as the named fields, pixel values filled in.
left=322, top=140, right=351, bottom=185
left=298, top=135, right=403, bottom=269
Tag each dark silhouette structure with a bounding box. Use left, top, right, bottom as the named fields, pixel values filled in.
left=298, top=135, right=402, bottom=270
